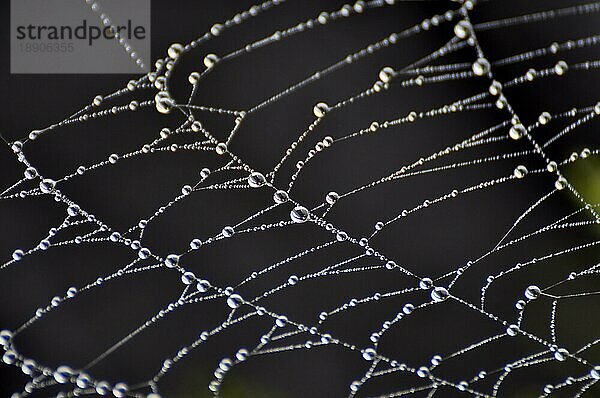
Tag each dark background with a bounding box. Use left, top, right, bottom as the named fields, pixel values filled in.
left=1, top=1, right=599, bottom=397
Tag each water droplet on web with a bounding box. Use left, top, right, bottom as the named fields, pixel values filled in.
left=226, top=294, right=243, bottom=309
left=290, top=206, right=309, bottom=223
left=248, top=172, right=266, bottom=188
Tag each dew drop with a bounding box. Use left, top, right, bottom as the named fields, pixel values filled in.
left=227, top=294, right=243, bottom=309
left=290, top=206, right=309, bottom=223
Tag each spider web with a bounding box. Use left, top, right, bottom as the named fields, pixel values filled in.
left=1, top=0, right=600, bottom=397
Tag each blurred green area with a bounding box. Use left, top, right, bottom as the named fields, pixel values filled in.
left=567, top=157, right=600, bottom=206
